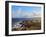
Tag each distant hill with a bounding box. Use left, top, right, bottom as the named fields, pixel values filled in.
left=12, top=17, right=41, bottom=21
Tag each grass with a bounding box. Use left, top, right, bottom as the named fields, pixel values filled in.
left=12, top=19, right=41, bottom=31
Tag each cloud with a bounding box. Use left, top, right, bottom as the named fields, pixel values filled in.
left=12, top=8, right=41, bottom=18
left=22, top=12, right=41, bottom=18
left=12, top=8, right=22, bottom=18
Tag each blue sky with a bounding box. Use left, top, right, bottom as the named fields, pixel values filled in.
left=12, top=5, right=41, bottom=18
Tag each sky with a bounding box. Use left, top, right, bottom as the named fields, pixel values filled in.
left=12, top=5, right=41, bottom=18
